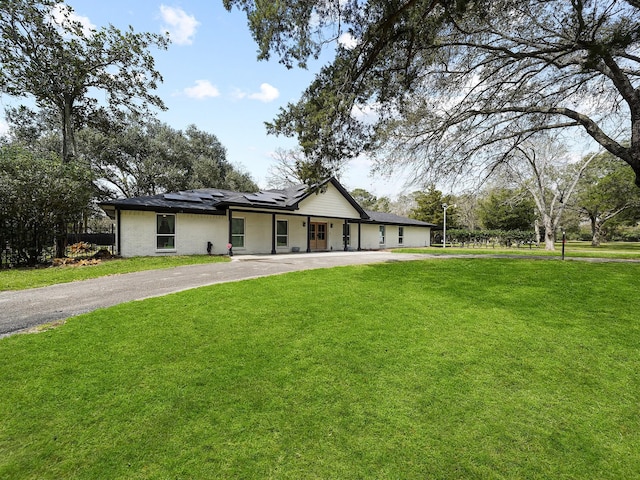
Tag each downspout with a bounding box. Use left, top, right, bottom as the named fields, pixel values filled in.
left=116, top=207, right=121, bottom=256
left=271, top=213, right=276, bottom=255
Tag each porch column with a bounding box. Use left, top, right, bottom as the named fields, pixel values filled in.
left=271, top=213, right=276, bottom=255
left=116, top=207, right=121, bottom=256
left=343, top=219, right=348, bottom=251
left=357, top=221, right=362, bottom=251
left=306, top=216, right=311, bottom=253
left=228, top=210, right=233, bottom=245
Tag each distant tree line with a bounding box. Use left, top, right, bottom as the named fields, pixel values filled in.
left=348, top=145, right=640, bottom=249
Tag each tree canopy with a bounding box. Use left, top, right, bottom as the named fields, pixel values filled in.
left=478, top=187, right=536, bottom=231
left=573, top=151, right=640, bottom=245
left=410, top=185, right=457, bottom=226
left=0, top=0, right=169, bottom=162
left=0, top=145, right=92, bottom=266
left=78, top=115, right=259, bottom=198
left=224, top=0, right=640, bottom=187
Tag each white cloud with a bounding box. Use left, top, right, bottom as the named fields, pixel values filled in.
left=160, top=5, right=199, bottom=46
left=231, top=88, right=247, bottom=101
left=247, top=83, right=280, bottom=103
left=183, top=80, right=220, bottom=99
left=338, top=32, right=359, bottom=50
left=49, top=3, right=96, bottom=37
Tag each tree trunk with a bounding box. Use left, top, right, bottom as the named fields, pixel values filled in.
left=590, top=216, right=602, bottom=247
left=542, top=214, right=556, bottom=251
left=544, top=228, right=555, bottom=250
left=631, top=107, right=640, bottom=188
left=55, top=218, right=67, bottom=259
left=62, top=97, right=75, bottom=163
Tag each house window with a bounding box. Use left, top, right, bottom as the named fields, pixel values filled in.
left=379, top=225, right=386, bottom=245
left=399, top=226, right=404, bottom=245
left=343, top=223, right=351, bottom=246
left=157, top=214, right=175, bottom=250
left=276, top=220, right=288, bottom=246
left=231, top=217, right=245, bottom=248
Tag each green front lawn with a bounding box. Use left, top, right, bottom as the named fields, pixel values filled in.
left=0, top=255, right=230, bottom=291
left=1, top=259, right=639, bottom=478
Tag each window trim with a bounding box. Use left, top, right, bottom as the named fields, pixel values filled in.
left=276, top=219, right=288, bottom=247
left=231, top=216, right=245, bottom=249
left=156, top=213, right=176, bottom=251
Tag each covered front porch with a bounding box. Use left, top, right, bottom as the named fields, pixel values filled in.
left=226, top=209, right=364, bottom=255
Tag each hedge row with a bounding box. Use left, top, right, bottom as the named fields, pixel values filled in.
left=438, top=229, right=538, bottom=247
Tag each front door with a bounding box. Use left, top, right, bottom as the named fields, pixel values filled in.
left=309, top=222, right=328, bottom=251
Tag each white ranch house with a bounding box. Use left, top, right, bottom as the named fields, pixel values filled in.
left=100, top=178, right=434, bottom=257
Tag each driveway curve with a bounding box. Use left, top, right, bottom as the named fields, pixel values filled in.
left=0, top=251, right=427, bottom=338
left=2, top=251, right=638, bottom=339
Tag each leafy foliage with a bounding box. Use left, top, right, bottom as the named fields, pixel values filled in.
left=445, top=228, right=537, bottom=247
left=0, top=145, right=92, bottom=266
left=225, top=0, right=640, bottom=187
left=410, top=185, right=457, bottom=226
left=573, top=151, right=640, bottom=245
left=477, top=187, right=536, bottom=231
left=0, top=0, right=169, bottom=162
left=79, top=115, right=258, bottom=198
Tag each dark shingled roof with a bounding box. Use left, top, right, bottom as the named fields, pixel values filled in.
left=100, top=178, right=434, bottom=227
left=363, top=210, right=436, bottom=227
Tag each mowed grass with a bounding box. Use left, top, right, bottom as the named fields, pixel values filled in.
left=396, top=241, right=640, bottom=259
left=1, top=259, right=639, bottom=479
left=0, top=255, right=230, bottom=291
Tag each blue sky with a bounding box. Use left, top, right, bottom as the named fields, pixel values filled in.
left=0, top=1, right=405, bottom=196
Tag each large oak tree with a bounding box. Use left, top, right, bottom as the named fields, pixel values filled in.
left=224, top=0, right=640, bottom=187
left=79, top=115, right=259, bottom=198
left=0, top=0, right=169, bottom=163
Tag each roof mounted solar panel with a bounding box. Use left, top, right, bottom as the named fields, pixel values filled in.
left=244, top=193, right=282, bottom=204
left=293, top=191, right=307, bottom=199
left=195, top=194, right=215, bottom=201
left=163, top=193, right=203, bottom=203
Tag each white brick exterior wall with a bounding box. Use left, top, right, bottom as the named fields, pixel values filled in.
left=118, top=210, right=431, bottom=256
left=119, top=211, right=228, bottom=257
left=116, top=183, right=431, bottom=256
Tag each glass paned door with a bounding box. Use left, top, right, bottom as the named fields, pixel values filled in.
left=309, top=222, right=328, bottom=250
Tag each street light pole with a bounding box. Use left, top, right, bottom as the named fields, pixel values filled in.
left=442, top=203, right=448, bottom=249
left=442, top=202, right=456, bottom=248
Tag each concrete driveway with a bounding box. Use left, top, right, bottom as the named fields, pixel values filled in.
left=0, top=251, right=427, bottom=338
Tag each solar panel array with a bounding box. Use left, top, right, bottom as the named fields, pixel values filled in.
left=243, top=191, right=289, bottom=205
left=163, top=190, right=226, bottom=203
left=161, top=186, right=309, bottom=208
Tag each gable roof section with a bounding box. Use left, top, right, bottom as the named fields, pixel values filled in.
left=288, top=178, right=369, bottom=219
left=363, top=210, right=436, bottom=227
